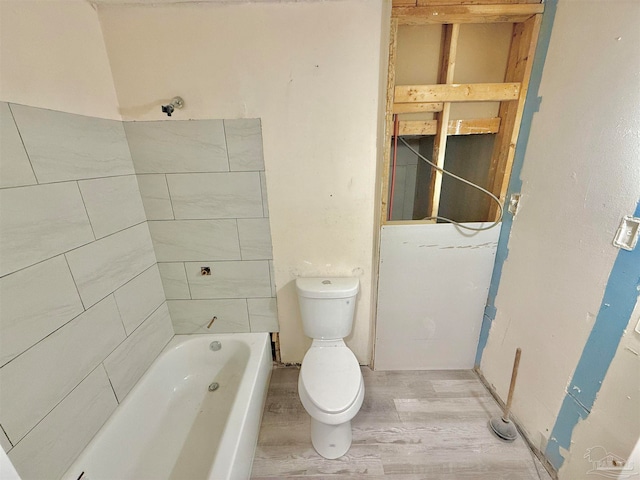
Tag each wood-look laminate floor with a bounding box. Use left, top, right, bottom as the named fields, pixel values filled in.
left=252, top=366, right=553, bottom=480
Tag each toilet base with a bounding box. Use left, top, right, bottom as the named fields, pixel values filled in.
left=311, top=418, right=352, bottom=459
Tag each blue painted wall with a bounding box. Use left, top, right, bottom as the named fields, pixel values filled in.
left=545, top=201, right=640, bottom=470
left=474, top=0, right=640, bottom=472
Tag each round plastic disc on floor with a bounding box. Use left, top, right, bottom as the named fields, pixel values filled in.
left=490, top=417, right=518, bottom=442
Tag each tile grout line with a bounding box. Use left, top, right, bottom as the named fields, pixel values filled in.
left=7, top=103, right=40, bottom=185
left=4, top=363, right=107, bottom=448
left=1, top=263, right=158, bottom=369
left=147, top=216, right=266, bottom=222
left=222, top=119, right=231, bottom=172
left=129, top=169, right=266, bottom=177
left=235, top=218, right=244, bottom=261
left=102, top=363, right=120, bottom=404
left=0, top=173, right=140, bottom=191
left=120, top=301, right=165, bottom=339
left=111, top=288, right=129, bottom=336
left=101, top=300, right=167, bottom=373
left=164, top=173, right=176, bottom=220
left=59, top=220, right=148, bottom=257
left=183, top=262, right=193, bottom=300
left=1, top=219, right=150, bottom=280
left=64, top=253, right=87, bottom=312
left=75, top=181, right=97, bottom=241
left=245, top=298, right=253, bottom=333
left=258, top=171, right=267, bottom=218
left=268, top=261, right=276, bottom=299
left=0, top=423, right=13, bottom=449
left=0, top=253, right=67, bottom=281
left=167, top=295, right=273, bottom=301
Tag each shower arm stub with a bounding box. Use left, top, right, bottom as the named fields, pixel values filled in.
left=161, top=96, right=184, bottom=117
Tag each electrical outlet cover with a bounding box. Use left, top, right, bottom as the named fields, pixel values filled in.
left=613, top=216, right=640, bottom=251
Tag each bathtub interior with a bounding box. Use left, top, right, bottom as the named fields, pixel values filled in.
left=62, top=333, right=272, bottom=480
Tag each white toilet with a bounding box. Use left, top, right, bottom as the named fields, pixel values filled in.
left=296, top=277, right=364, bottom=459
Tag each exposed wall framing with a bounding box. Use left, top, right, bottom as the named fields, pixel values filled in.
left=381, top=2, right=543, bottom=224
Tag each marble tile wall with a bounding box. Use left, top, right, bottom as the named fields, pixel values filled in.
left=0, top=103, right=173, bottom=480
left=126, top=119, right=279, bottom=335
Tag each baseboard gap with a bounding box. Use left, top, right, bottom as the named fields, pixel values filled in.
left=474, top=366, right=558, bottom=480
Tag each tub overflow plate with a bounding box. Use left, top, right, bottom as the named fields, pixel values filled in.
left=208, top=382, right=219, bottom=392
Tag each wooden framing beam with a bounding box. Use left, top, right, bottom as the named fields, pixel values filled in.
left=382, top=3, right=544, bottom=225
left=488, top=14, right=542, bottom=219
left=415, top=0, right=541, bottom=4
left=399, top=117, right=501, bottom=136
left=393, top=102, right=444, bottom=114
left=380, top=19, right=399, bottom=224
left=395, top=82, right=521, bottom=103
left=428, top=23, right=460, bottom=219
left=392, top=0, right=542, bottom=5
left=393, top=4, right=543, bottom=25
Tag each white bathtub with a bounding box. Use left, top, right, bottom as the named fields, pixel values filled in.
left=62, top=333, right=272, bottom=480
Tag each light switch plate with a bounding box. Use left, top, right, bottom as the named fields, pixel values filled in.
left=613, top=216, right=640, bottom=251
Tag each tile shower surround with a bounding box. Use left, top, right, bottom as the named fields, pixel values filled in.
left=0, top=103, right=277, bottom=480
left=126, top=118, right=278, bottom=335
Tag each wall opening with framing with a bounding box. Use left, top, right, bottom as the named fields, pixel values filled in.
left=381, top=4, right=543, bottom=226
left=374, top=2, right=543, bottom=372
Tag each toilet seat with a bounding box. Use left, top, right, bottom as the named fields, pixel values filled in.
left=300, top=346, right=362, bottom=414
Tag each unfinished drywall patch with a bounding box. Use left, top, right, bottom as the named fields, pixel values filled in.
left=546, top=202, right=640, bottom=470
left=557, top=298, right=640, bottom=479
left=477, top=0, right=640, bottom=466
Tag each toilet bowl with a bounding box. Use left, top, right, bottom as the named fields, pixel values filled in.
left=298, top=340, right=364, bottom=458
left=295, top=277, right=364, bottom=459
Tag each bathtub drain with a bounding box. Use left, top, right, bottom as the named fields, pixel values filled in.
left=210, top=341, right=222, bottom=351
left=208, top=382, right=219, bottom=392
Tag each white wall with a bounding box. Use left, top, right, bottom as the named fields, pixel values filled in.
left=0, top=0, right=120, bottom=120
left=479, top=0, right=640, bottom=474
left=97, top=0, right=387, bottom=363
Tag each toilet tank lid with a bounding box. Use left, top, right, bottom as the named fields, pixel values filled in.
left=296, top=277, right=359, bottom=299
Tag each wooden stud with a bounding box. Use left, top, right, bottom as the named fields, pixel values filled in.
left=416, top=0, right=541, bottom=5
left=395, top=82, right=521, bottom=103
left=393, top=4, right=544, bottom=25
left=399, top=117, right=501, bottom=136
left=380, top=19, right=399, bottom=226
left=386, top=219, right=438, bottom=226
left=392, top=0, right=417, bottom=5
left=428, top=23, right=460, bottom=219
left=393, top=102, right=444, bottom=114
left=488, top=14, right=542, bottom=220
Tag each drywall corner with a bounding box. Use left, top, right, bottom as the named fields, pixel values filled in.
left=0, top=0, right=121, bottom=119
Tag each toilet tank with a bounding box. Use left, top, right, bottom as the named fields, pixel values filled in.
left=296, top=277, right=359, bottom=339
